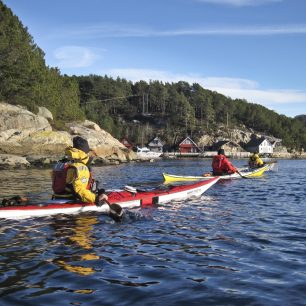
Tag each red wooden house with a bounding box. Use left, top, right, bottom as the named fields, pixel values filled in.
left=121, top=138, right=133, bottom=150
left=178, top=137, right=201, bottom=153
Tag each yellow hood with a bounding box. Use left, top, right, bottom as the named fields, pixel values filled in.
left=65, top=146, right=89, bottom=164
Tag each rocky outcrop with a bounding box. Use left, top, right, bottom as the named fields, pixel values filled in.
left=0, top=103, right=52, bottom=145
left=0, top=102, right=136, bottom=168
left=198, top=126, right=253, bottom=148
left=1, top=130, right=72, bottom=156
left=66, top=120, right=136, bottom=162
left=0, top=154, right=30, bottom=169
left=197, top=125, right=281, bottom=150
left=37, top=106, right=53, bottom=121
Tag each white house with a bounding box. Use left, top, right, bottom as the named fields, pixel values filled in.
left=147, top=136, right=164, bottom=153
left=245, top=137, right=273, bottom=154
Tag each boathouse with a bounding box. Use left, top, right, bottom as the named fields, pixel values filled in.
left=178, top=137, right=201, bottom=153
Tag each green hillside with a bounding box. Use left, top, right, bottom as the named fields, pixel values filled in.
left=75, top=75, right=306, bottom=151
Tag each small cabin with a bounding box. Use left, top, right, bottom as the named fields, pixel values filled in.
left=179, top=137, right=201, bottom=153
left=147, top=137, right=164, bottom=153
left=245, top=137, right=273, bottom=154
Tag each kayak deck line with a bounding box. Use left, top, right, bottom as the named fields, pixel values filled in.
left=0, top=177, right=219, bottom=219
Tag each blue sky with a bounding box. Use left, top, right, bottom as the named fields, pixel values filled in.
left=3, top=0, right=306, bottom=117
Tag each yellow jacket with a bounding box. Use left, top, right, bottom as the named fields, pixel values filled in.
left=64, top=147, right=96, bottom=203
left=249, top=154, right=264, bottom=168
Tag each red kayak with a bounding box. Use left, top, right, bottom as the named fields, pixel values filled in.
left=0, top=177, right=219, bottom=219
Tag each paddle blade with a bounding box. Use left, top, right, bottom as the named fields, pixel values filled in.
left=109, top=203, right=124, bottom=222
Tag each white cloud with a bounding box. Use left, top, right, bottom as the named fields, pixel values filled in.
left=196, top=0, right=282, bottom=6
left=210, top=87, right=306, bottom=105
left=162, top=25, right=306, bottom=36
left=105, top=68, right=306, bottom=112
left=109, top=68, right=259, bottom=90
left=56, top=24, right=154, bottom=38
left=53, top=46, right=98, bottom=68
left=199, top=77, right=258, bottom=90
left=56, top=23, right=306, bottom=39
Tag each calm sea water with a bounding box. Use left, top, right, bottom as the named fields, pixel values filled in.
left=0, top=159, right=305, bottom=306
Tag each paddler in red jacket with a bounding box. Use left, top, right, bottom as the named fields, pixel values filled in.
left=212, top=148, right=237, bottom=176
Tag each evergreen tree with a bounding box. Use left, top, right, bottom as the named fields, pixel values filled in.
left=0, top=1, right=84, bottom=123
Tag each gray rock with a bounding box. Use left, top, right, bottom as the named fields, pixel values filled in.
left=0, top=102, right=137, bottom=166
left=37, top=106, right=54, bottom=121
left=0, top=154, right=30, bottom=169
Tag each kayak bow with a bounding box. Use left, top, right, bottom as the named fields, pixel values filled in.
left=0, top=177, right=219, bottom=219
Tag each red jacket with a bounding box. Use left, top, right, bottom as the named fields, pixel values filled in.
left=212, top=154, right=237, bottom=175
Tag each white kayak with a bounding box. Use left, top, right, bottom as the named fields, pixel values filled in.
left=0, top=177, right=220, bottom=219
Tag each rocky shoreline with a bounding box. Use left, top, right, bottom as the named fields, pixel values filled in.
left=1, top=102, right=304, bottom=170
left=0, top=102, right=139, bottom=169
left=0, top=150, right=303, bottom=170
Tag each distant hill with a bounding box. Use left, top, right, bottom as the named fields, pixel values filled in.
left=75, top=75, right=306, bottom=152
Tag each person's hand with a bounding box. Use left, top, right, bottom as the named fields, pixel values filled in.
left=202, top=172, right=211, bottom=177
left=98, top=193, right=108, bottom=202
left=96, top=192, right=108, bottom=207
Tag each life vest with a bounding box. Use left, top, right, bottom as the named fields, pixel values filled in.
left=249, top=154, right=264, bottom=168
left=212, top=154, right=224, bottom=175
left=52, top=161, right=94, bottom=196
left=52, top=161, right=72, bottom=194
left=248, top=159, right=257, bottom=168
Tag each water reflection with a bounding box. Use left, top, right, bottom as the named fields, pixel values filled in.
left=50, top=215, right=100, bottom=276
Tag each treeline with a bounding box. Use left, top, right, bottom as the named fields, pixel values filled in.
left=75, top=75, right=306, bottom=151
left=1, top=1, right=306, bottom=151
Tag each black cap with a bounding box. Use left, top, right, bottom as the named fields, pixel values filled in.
left=73, top=136, right=90, bottom=153
left=218, top=148, right=225, bottom=155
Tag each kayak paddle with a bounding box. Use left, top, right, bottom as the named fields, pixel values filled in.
left=236, top=170, right=249, bottom=179
left=107, top=202, right=124, bottom=222
left=96, top=199, right=124, bottom=222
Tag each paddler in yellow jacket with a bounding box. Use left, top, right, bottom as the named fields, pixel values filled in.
left=52, top=136, right=108, bottom=204
left=248, top=152, right=264, bottom=169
